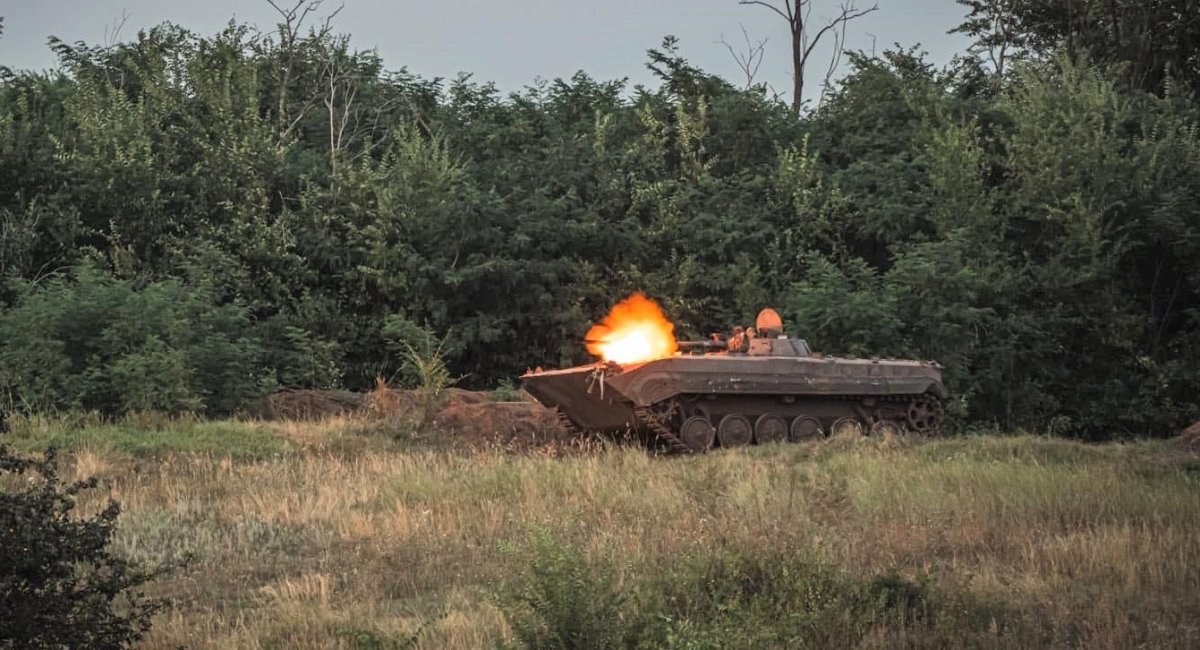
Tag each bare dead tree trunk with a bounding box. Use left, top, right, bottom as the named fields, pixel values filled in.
left=790, top=3, right=804, bottom=111
left=320, top=38, right=358, bottom=179
left=266, top=0, right=343, bottom=139
left=985, top=0, right=1016, bottom=84
left=267, top=1, right=317, bottom=134
left=738, top=0, right=878, bottom=114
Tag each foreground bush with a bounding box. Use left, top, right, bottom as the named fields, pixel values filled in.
left=0, top=445, right=160, bottom=649
left=498, top=531, right=645, bottom=650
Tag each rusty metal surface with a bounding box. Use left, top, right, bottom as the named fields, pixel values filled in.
left=519, top=364, right=639, bottom=433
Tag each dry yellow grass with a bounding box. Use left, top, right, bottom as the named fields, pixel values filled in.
left=19, top=420, right=1200, bottom=649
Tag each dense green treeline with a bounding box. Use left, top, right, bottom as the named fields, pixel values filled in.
left=1, top=2, right=1198, bottom=437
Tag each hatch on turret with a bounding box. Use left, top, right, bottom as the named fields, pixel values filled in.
left=756, top=308, right=784, bottom=336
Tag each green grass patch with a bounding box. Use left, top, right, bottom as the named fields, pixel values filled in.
left=6, top=415, right=293, bottom=459
left=496, top=532, right=1003, bottom=650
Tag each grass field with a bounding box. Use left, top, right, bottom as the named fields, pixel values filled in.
left=6, top=415, right=1200, bottom=649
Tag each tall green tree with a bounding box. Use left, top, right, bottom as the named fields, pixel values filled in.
left=954, top=0, right=1200, bottom=94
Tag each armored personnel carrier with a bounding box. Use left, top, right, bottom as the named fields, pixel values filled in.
left=521, top=308, right=947, bottom=453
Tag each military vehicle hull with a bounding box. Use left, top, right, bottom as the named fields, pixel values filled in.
left=522, top=349, right=947, bottom=453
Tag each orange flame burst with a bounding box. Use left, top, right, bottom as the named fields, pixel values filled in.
left=586, top=293, right=678, bottom=365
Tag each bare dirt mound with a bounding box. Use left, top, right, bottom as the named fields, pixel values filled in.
left=442, top=387, right=489, bottom=407
left=1176, top=421, right=1200, bottom=450
left=261, top=386, right=581, bottom=452
left=260, top=389, right=363, bottom=420
left=435, top=401, right=573, bottom=450
left=358, top=386, right=488, bottom=418
left=361, top=386, right=418, bottom=417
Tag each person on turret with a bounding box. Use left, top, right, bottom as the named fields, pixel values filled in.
left=728, top=325, right=753, bottom=353
left=727, top=326, right=745, bottom=353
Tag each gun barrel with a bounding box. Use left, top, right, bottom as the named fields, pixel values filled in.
left=677, top=340, right=726, bottom=352
left=583, top=339, right=726, bottom=353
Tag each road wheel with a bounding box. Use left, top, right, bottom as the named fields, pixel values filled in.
left=870, top=419, right=903, bottom=438
left=789, top=415, right=824, bottom=442
left=754, top=414, right=788, bottom=445
left=717, top=414, right=753, bottom=448
left=679, top=416, right=715, bottom=452
left=830, top=416, right=865, bottom=438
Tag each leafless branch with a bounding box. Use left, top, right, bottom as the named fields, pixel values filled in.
left=802, top=3, right=878, bottom=64
left=102, top=10, right=130, bottom=49
left=738, top=0, right=794, bottom=23
left=265, top=0, right=343, bottom=139
left=987, top=3, right=1014, bottom=81
left=718, top=25, right=769, bottom=89
left=323, top=4, right=346, bottom=29
left=817, top=11, right=850, bottom=108
left=738, top=0, right=877, bottom=114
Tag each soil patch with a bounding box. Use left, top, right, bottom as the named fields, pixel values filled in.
left=258, top=389, right=363, bottom=420
left=260, top=387, right=581, bottom=452
left=361, top=387, right=418, bottom=417
left=435, top=400, right=573, bottom=451
left=442, top=387, right=489, bottom=407
left=1176, top=421, right=1200, bottom=450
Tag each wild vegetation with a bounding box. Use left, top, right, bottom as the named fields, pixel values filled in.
left=1, top=0, right=1198, bottom=438
left=3, top=418, right=1199, bottom=648
left=1, top=444, right=162, bottom=648
left=3, top=1, right=1199, bottom=647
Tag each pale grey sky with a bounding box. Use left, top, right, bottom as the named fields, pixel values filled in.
left=0, top=1, right=971, bottom=101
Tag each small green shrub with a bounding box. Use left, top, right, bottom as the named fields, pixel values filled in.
left=497, top=532, right=647, bottom=650
left=863, top=569, right=933, bottom=620
left=488, top=381, right=525, bottom=402
left=648, top=550, right=861, bottom=648
left=0, top=445, right=162, bottom=648
left=380, top=322, right=462, bottom=432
